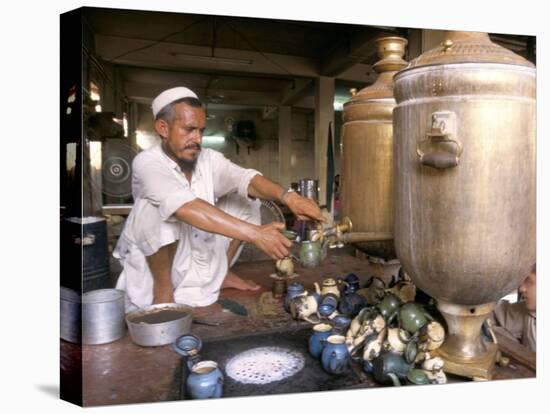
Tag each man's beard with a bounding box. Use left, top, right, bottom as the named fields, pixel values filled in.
left=162, top=141, right=200, bottom=172
left=177, top=156, right=198, bottom=172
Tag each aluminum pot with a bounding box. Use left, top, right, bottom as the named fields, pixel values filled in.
left=341, top=36, right=408, bottom=259
left=82, top=289, right=125, bottom=345
left=126, top=303, right=193, bottom=347
left=60, top=287, right=81, bottom=343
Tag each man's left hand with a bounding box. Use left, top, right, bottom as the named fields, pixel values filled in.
left=283, top=192, right=326, bottom=222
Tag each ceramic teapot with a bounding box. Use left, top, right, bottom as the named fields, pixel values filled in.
left=421, top=354, right=447, bottom=384
left=284, top=282, right=306, bottom=312
left=398, top=303, right=432, bottom=335
left=406, top=368, right=430, bottom=385
left=308, top=323, right=333, bottom=358
left=418, top=320, right=446, bottom=351
left=338, top=292, right=367, bottom=317
left=362, top=330, right=386, bottom=362
left=314, top=277, right=341, bottom=298
left=289, top=293, right=320, bottom=324
left=376, top=293, right=401, bottom=321
left=384, top=327, right=410, bottom=354
left=321, top=335, right=350, bottom=375
left=372, top=352, right=413, bottom=386
left=275, top=257, right=295, bottom=277
left=346, top=308, right=386, bottom=354
left=331, top=314, right=352, bottom=333
left=173, top=334, right=224, bottom=399
left=340, top=273, right=361, bottom=295
left=318, top=293, right=339, bottom=317
left=360, top=277, right=387, bottom=305
left=299, top=241, right=323, bottom=268
left=173, top=334, right=203, bottom=370
left=186, top=360, right=224, bottom=399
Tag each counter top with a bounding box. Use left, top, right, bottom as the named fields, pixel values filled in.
left=60, top=248, right=535, bottom=406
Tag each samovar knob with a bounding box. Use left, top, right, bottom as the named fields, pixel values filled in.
left=442, top=39, right=454, bottom=51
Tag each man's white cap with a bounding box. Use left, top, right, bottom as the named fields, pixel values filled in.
left=151, top=86, right=199, bottom=118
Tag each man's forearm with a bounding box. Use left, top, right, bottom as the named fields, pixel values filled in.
left=248, top=174, right=325, bottom=222
left=174, top=198, right=257, bottom=243
left=247, top=174, right=286, bottom=203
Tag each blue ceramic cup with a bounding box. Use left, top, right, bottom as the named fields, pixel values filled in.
left=321, top=335, right=350, bottom=375
left=308, top=323, right=333, bottom=359
left=186, top=360, right=224, bottom=399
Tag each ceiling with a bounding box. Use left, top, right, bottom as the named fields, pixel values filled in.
left=82, top=7, right=535, bottom=111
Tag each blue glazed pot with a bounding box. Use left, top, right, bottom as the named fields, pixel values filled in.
left=331, top=314, right=352, bottom=332
left=308, top=323, right=333, bottom=359
left=343, top=273, right=361, bottom=294
left=321, top=335, right=350, bottom=375
left=318, top=293, right=339, bottom=317
left=284, top=282, right=305, bottom=312
left=186, top=360, right=224, bottom=399
left=338, top=292, right=367, bottom=317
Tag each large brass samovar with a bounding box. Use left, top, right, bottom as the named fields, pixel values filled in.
left=341, top=37, right=408, bottom=260
left=393, top=31, right=536, bottom=379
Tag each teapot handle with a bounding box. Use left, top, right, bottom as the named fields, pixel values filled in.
left=387, top=372, right=402, bottom=387
left=329, top=352, right=339, bottom=372
left=387, top=311, right=397, bottom=325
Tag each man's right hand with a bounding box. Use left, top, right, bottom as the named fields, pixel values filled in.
left=251, top=222, right=292, bottom=260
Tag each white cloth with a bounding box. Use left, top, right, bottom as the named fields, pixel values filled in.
left=114, top=144, right=261, bottom=312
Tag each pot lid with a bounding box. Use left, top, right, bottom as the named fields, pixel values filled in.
left=345, top=36, right=408, bottom=103
left=406, top=31, right=534, bottom=69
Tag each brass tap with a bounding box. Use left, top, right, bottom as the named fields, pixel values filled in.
left=311, top=217, right=353, bottom=248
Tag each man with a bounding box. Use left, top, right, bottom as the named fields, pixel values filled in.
left=114, top=87, right=324, bottom=311
left=491, top=263, right=536, bottom=352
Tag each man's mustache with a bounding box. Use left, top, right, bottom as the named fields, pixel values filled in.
left=183, top=143, right=201, bottom=151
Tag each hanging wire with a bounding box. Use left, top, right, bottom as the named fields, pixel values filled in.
left=220, top=18, right=295, bottom=77
left=105, top=16, right=210, bottom=63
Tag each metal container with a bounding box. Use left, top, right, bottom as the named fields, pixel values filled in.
left=82, top=288, right=125, bottom=345
left=62, top=216, right=111, bottom=293
left=341, top=37, right=408, bottom=259
left=298, top=178, right=319, bottom=202
left=126, top=303, right=193, bottom=347
left=393, top=31, right=535, bottom=378
left=60, top=287, right=81, bottom=343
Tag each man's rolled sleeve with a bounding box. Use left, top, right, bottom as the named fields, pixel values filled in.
left=210, top=149, right=261, bottom=199
left=237, top=168, right=262, bottom=199
left=159, top=191, right=196, bottom=221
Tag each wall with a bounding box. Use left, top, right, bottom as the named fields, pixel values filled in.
left=133, top=104, right=319, bottom=187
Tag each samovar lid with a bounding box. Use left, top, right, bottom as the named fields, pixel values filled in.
left=345, top=36, right=408, bottom=103
left=406, top=31, right=534, bottom=69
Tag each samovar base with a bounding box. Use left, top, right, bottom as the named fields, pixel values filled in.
left=434, top=300, right=497, bottom=380
left=434, top=342, right=498, bottom=380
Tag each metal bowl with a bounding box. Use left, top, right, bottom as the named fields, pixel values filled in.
left=126, top=303, right=193, bottom=347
